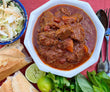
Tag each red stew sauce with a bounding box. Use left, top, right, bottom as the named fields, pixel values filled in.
left=33, top=5, right=97, bottom=70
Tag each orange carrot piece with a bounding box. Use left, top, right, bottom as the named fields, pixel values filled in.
left=66, top=39, right=74, bottom=53
left=83, top=45, right=88, bottom=53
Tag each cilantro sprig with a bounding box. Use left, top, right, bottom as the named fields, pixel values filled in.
left=47, top=73, right=75, bottom=92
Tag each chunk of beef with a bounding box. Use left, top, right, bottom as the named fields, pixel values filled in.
left=40, top=11, right=54, bottom=26
left=40, top=48, right=64, bottom=64
left=71, top=24, right=85, bottom=42
left=49, top=23, right=59, bottom=30
left=74, top=43, right=89, bottom=62
left=40, top=11, right=54, bottom=31
left=65, top=43, right=89, bottom=63
left=62, top=14, right=83, bottom=25
left=56, top=25, right=73, bottom=40
left=40, top=11, right=59, bottom=31
left=43, top=23, right=59, bottom=31
left=73, top=14, right=83, bottom=22
left=62, top=16, right=77, bottom=24
left=65, top=52, right=77, bottom=63
left=63, top=38, right=74, bottom=52
left=46, top=50, right=58, bottom=63
left=38, top=31, right=58, bottom=46
left=57, top=38, right=74, bottom=52
left=74, top=44, right=85, bottom=61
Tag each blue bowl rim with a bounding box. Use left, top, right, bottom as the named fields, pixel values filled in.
left=0, top=0, right=28, bottom=45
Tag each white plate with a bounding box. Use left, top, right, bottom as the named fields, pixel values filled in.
left=24, top=0, right=105, bottom=78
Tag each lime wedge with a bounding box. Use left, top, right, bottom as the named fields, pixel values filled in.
left=25, top=63, right=46, bottom=83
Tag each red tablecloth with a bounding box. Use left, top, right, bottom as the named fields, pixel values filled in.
left=0, top=0, right=110, bottom=86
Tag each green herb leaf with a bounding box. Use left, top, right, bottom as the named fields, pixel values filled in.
left=75, top=77, right=82, bottom=92
left=47, top=72, right=55, bottom=82
left=47, top=73, right=75, bottom=92
left=62, top=77, right=70, bottom=86
left=93, top=85, right=104, bottom=92
left=97, top=71, right=110, bottom=79
left=76, top=74, right=94, bottom=92
left=102, top=78, right=110, bottom=88
left=101, top=79, right=110, bottom=92
left=87, top=71, right=110, bottom=92
left=87, top=71, right=102, bottom=88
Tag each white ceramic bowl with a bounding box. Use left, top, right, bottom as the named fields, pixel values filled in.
left=24, top=0, right=105, bottom=78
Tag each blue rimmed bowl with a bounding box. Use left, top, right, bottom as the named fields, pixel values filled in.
left=0, top=0, right=27, bottom=45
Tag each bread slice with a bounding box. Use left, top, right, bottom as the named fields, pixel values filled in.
left=0, top=40, right=32, bottom=81
left=12, top=71, right=39, bottom=92
left=0, top=48, right=25, bottom=58
left=0, top=55, right=31, bottom=81
left=0, top=39, right=25, bottom=58
left=0, top=77, right=13, bottom=92
left=0, top=71, right=39, bottom=92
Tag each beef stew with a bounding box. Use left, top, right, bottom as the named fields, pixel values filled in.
left=33, top=5, right=97, bottom=70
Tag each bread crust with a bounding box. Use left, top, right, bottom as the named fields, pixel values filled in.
left=0, top=40, right=31, bottom=81
left=12, top=71, right=39, bottom=92
left=0, top=71, right=39, bottom=92
left=0, top=48, right=25, bottom=58
left=0, top=55, right=28, bottom=81
left=0, top=77, right=13, bottom=92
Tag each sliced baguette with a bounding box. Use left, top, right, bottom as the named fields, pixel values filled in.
left=0, top=71, right=39, bottom=92
left=0, top=39, right=25, bottom=57
left=0, top=48, right=25, bottom=58
left=0, top=55, right=31, bottom=81
left=12, top=71, right=39, bottom=92
left=0, top=77, right=13, bottom=92
left=0, top=40, right=32, bottom=81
